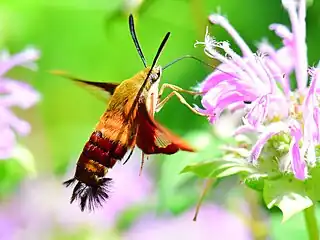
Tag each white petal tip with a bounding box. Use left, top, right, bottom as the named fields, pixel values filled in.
left=208, top=14, right=227, bottom=25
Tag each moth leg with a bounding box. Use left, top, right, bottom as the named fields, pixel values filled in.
left=156, top=91, right=208, bottom=116
left=139, top=152, right=149, bottom=176
left=123, top=148, right=134, bottom=165
left=158, top=83, right=202, bottom=100
left=139, top=152, right=145, bottom=176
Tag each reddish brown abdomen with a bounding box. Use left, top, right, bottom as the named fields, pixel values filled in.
left=81, top=131, right=127, bottom=169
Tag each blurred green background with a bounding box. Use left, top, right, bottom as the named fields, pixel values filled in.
left=0, top=0, right=320, bottom=239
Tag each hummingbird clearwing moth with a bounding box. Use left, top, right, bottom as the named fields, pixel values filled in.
left=52, top=14, right=207, bottom=212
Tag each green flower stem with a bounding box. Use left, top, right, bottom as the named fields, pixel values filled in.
left=304, top=205, right=319, bottom=240
left=193, top=178, right=215, bottom=221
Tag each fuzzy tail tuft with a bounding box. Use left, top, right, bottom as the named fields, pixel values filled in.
left=63, top=178, right=112, bottom=211
left=63, top=178, right=76, bottom=187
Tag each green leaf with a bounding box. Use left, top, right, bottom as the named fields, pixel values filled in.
left=243, top=173, right=267, bottom=191
left=216, top=165, right=255, bottom=178
left=271, top=206, right=320, bottom=240
left=181, top=157, right=256, bottom=179
left=305, top=165, right=320, bottom=201
left=180, top=160, right=229, bottom=178
left=263, top=176, right=313, bottom=222
left=0, top=157, right=27, bottom=197
left=11, top=144, right=37, bottom=177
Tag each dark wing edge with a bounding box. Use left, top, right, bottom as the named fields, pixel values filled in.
left=50, top=70, right=119, bottom=95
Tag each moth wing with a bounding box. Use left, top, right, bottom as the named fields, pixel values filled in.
left=136, top=102, right=195, bottom=155
left=51, top=70, right=119, bottom=101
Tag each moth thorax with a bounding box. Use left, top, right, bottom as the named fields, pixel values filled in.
left=146, top=80, right=159, bottom=115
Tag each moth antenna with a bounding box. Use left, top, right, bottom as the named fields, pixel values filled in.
left=124, top=31, right=170, bottom=127
left=129, top=14, right=147, bottom=67
left=163, top=55, right=213, bottom=70
left=162, top=54, right=239, bottom=80
left=111, top=20, right=170, bottom=164
left=132, top=32, right=170, bottom=111
left=162, top=54, right=253, bottom=103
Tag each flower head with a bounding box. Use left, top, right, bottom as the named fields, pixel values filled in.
left=0, top=47, right=40, bottom=159
left=196, top=0, right=318, bottom=180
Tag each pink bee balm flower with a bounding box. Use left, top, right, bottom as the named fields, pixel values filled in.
left=196, top=0, right=318, bottom=180
left=0, top=47, right=40, bottom=159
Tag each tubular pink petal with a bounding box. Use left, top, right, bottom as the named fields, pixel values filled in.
left=258, top=41, right=295, bottom=77
left=308, top=67, right=319, bottom=96
left=194, top=105, right=217, bottom=124
left=0, top=79, right=40, bottom=109
left=200, top=69, right=237, bottom=92
left=302, top=67, right=320, bottom=145
left=234, top=125, right=255, bottom=136
left=290, top=140, right=307, bottom=180
left=258, top=44, right=292, bottom=97
left=0, top=107, right=31, bottom=136
left=250, top=129, right=279, bottom=163
left=289, top=122, right=307, bottom=180
left=269, top=24, right=293, bottom=45
left=253, top=55, right=278, bottom=94
left=0, top=47, right=40, bottom=161
left=0, top=128, right=16, bottom=159
left=250, top=122, right=287, bottom=163
left=313, top=108, right=320, bottom=143
left=201, top=85, right=231, bottom=109
left=298, top=0, right=307, bottom=53
left=199, top=31, right=270, bottom=90
left=215, top=93, right=246, bottom=111
left=218, top=42, right=268, bottom=89
left=208, top=14, right=253, bottom=57
left=245, top=95, right=269, bottom=129
left=283, top=0, right=308, bottom=90
left=209, top=15, right=274, bottom=86
left=0, top=48, right=40, bottom=76
left=201, top=92, right=246, bottom=123
left=228, top=102, right=245, bottom=112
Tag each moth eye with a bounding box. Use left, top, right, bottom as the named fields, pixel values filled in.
left=150, top=73, right=159, bottom=82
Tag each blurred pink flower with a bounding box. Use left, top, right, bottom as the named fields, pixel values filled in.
left=0, top=47, right=40, bottom=159
left=196, top=0, right=318, bottom=180
left=124, top=204, right=251, bottom=240
left=0, top=150, right=152, bottom=239
left=0, top=213, right=15, bottom=240
left=103, top=151, right=153, bottom=224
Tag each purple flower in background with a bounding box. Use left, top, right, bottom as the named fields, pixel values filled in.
left=124, top=204, right=251, bottom=240
left=97, top=150, right=153, bottom=226
left=0, top=150, right=152, bottom=239
left=0, top=47, right=40, bottom=159
left=196, top=0, right=319, bottom=180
